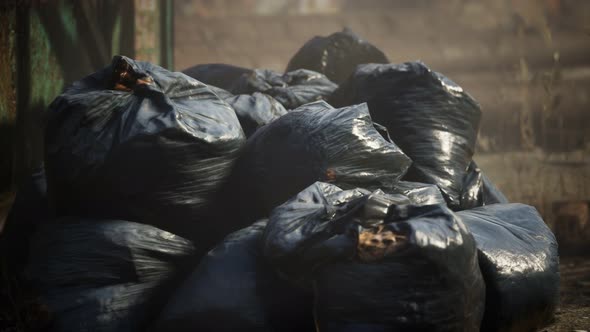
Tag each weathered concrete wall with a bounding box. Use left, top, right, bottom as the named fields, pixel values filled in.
left=174, top=0, right=590, bottom=151
left=476, top=151, right=590, bottom=230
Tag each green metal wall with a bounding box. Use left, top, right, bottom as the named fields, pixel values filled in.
left=0, top=0, right=174, bottom=197
left=0, top=6, right=17, bottom=193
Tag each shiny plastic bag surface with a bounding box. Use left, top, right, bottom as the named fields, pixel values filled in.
left=330, top=62, right=481, bottom=209
left=263, top=182, right=485, bottom=332
left=45, top=56, right=245, bottom=238
left=457, top=204, right=559, bottom=332
left=218, top=101, right=411, bottom=228
left=459, top=161, right=509, bottom=210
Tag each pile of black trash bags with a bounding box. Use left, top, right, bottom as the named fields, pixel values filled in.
left=0, top=30, right=559, bottom=332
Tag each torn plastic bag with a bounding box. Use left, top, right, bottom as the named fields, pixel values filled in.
left=153, top=220, right=315, bottom=332
left=44, top=56, right=245, bottom=238
left=224, top=92, right=287, bottom=137
left=0, top=166, right=50, bottom=274
left=181, top=63, right=253, bottom=91
left=230, top=68, right=337, bottom=109
left=329, top=62, right=481, bottom=209
left=217, top=101, right=411, bottom=228
left=262, top=182, right=485, bottom=331
left=457, top=204, right=559, bottom=332
left=459, top=161, right=509, bottom=210
left=25, top=218, right=196, bottom=332
left=286, top=28, right=389, bottom=84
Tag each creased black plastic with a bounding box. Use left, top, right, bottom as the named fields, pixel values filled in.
left=460, top=161, right=509, bottom=210
left=152, top=220, right=315, bottom=332
left=207, top=85, right=234, bottom=100
left=181, top=63, right=253, bottom=90
left=389, top=180, right=446, bottom=206
left=230, top=68, right=337, bottom=109
left=457, top=204, right=559, bottom=332
left=25, top=218, right=196, bottom=332
left=0, top=166, right=50, bottom=273
left=217, top=101, right=411, bottom=229
left=286, top=28, right=389, bottom=84
left=262, top=182, right=485, bottom=331
left=329, top=62, right=482, bottom=209
left=224, top=92, right=288, bottom=137
left=44, top=56, right=245, bottom=238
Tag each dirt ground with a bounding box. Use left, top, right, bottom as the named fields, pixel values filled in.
left=544, top=256, right=590, bottom=332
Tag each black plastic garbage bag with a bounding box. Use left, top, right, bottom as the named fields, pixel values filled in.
left=207, top=85, right=234, bottom=100
left=198, top=87, right=287, bottom=137
left=286, top=28, right=389, bottom=84
left=389, top=180, right=446, bottom=206
left=44, top=56, right=245, bottom=238
left=224, top=92, right=287, bottom=137
left=329, top=62, right=482, bottom=209
left=230, top=68, right=337, bottom=109
left=460, top=161, right=509, bottom=210
left=25, top=218, right=196, bottom=332
left=218, top=101, right=411, bottom=228
left=153, top=220, right=315, bottom=332
left=0, top=166, right=50, bottom=273
left=263, top=182, right=485, bottom=331
left=182, top=63, right=253, bottom=91
left=457, top=204, right=559, bottom=332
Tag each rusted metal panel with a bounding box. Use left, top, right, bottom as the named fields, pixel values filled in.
left=0, top=7, right=17, bottom=195
left=134, top=0, right=174, bottom=69
left=0, top=8, right=16, bottom=125
left=4, top=0, right=173, bottom=192
left=160, top=0, right=174, bottom=70
left=0, top=0, right=177, bottom=240
left=11, top=5, right=67, bottom=189
left=135, top=0, right=161, bottom=65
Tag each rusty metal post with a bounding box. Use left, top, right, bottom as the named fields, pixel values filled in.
left=160, top=0, right=174, bottom=70
left=134, top=0, right=161, bottom=64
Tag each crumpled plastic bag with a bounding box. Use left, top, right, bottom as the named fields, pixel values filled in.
left=25, top=218, right=196, bottom=332
left=460, top=161, right=509, bottom=210
left=153, top=220, right=314, bottom=332
left=457, top=204, right=559, bottom=332
left=263, top=182, right=485, bottom=331
left=181, top=63, right=252, bottom=91
left=230, top=68, right=338, bottom=110
left=286, top=28, right=389, bottom=84
left=224, top=92, right=287, bottom=137
left=44, top=56, right=245, bottom=239
left=217, top=101, right=411, bottom=229
left=388, top=180, right=446, bottom=206
left=329, top=62, right=481, bottom=209
left=460, top=161, right=486, bottom=210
